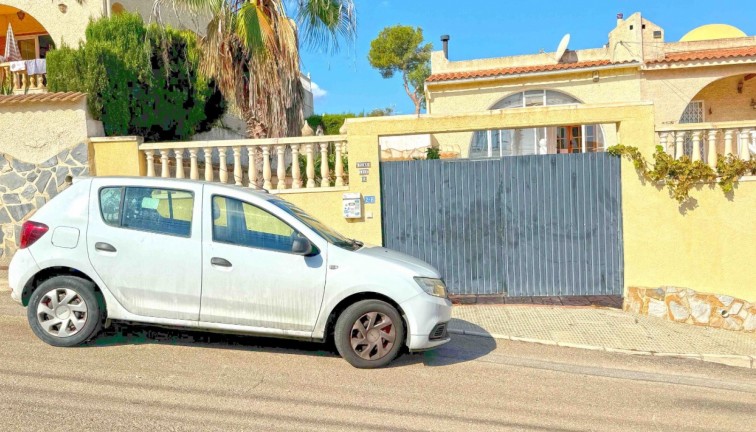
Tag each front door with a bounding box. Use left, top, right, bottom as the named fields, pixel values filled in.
left=87, top=180, right=203, bottom=320
left=557, top=126, right=582, bottom=154
left=199, top=188, right=327, bottom=332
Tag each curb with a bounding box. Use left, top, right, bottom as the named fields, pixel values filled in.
left=448, top=328, right=755, bottom=369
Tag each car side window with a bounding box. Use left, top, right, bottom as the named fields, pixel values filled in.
left=99, top=187, right=122, bottom=227
left=212, top=195, right=298, bottom=252
left=115, top=187, right=194, bottom=237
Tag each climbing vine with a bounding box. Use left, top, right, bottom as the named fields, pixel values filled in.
left=607, top=144, right=756, bottom=203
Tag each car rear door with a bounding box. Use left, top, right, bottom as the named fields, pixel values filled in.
left=199, top=185, right=327, bottom=332
left=87, top=179, right=203, bottom=321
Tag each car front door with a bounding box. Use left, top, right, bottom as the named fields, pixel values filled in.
left=87, top=179, right=203, bottom=321
left=200, top=187, right=327, bottom=332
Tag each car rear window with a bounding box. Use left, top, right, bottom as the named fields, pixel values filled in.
left=99, top=187, right=194, bottom=237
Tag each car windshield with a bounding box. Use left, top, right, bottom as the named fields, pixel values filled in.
left=270, top=199, right=362, bottom=251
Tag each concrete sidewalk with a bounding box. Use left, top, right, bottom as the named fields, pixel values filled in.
left=450, top=304, right=756, bottom=368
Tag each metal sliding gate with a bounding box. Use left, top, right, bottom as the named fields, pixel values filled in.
left=380, top=153, right=624, bottom=296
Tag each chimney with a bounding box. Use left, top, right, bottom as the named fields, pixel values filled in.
left=440, top=35, right=450, bottom=59
left=616, top=13, right=624, bottom=27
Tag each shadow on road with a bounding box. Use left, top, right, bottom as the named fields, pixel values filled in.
left=84, top=319, right=495, bottom=367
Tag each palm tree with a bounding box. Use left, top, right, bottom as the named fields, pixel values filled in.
left=173, top=0, right=356, bottom=138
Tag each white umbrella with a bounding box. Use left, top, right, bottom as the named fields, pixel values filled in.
left=4, top=23, right=22, bottom=62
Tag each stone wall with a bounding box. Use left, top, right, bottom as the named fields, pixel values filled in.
left=0, top=143, right=89, bottom=265
left=625, top=286, right=755, bottom=332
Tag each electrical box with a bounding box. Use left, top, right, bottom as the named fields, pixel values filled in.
left=342, top=193, right=362, bottom=219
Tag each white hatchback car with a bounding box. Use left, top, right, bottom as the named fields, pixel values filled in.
left=8, top=177, right=452, bottom=368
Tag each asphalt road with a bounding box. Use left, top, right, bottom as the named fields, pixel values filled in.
left=0, top=293, right=754, bottom=431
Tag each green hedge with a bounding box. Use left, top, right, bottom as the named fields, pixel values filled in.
left=47, top=13, right=224, bottom=141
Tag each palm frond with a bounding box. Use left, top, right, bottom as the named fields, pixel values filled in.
left=295, top=0, right=356, bottom=53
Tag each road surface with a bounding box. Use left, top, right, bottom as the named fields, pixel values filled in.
left=0, top=293, right=754, bottom=431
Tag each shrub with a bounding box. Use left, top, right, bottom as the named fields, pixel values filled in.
left=47, top=13, right=224, bottom=141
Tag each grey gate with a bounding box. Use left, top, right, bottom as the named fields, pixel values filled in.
left=380, top=153, right=623, bottom=296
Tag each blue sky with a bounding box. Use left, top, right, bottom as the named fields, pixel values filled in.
left=298, top=0, right=755, bottom=115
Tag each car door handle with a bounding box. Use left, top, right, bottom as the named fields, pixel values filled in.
left=95, top=242, right=117, bottom=253
left=211, top=257, right=232, bottom=268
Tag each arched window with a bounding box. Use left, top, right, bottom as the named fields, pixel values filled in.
left=469, top=90, right=605, bottom=158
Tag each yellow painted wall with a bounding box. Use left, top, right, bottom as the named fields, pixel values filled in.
left=0, top=97, right=97, bottom=163
left=90, top=136, right=146, bottom=177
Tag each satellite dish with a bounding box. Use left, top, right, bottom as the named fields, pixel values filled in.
left=555, top=33, right=570, bottom=63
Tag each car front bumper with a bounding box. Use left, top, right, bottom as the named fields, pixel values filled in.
left=399, top=293, right=453, bottom=351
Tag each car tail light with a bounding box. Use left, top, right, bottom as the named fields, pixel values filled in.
left=19, top=221, right=49, bottom=249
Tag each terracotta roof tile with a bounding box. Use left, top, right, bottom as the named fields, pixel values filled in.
left=0, top=92, right=86, bottom=105
left=649, top=46, right=756, bottom=64
left=426, top=60, right=627, bottom=83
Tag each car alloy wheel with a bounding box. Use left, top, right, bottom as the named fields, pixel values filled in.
left=36, top=288, right=89, bottom=338
left=350, top=311, right=396, bottom=360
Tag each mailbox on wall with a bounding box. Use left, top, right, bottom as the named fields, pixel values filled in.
left=342, top=193, right=362, bottom=219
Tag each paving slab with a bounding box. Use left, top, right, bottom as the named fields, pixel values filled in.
left=450, top=304, right=756, bottom=368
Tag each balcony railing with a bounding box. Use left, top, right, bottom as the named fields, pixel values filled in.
left=0, top=62, right=47, bottom=94
left=139, top=135, right=349, bottom=192
left=657, top=121, right=755, bottom=167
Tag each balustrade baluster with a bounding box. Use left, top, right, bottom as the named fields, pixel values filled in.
left=145, top=150, right=155, bottom=177
left=160, top=150, right=170, bottom=178
left=724, top=130, right=735, bottom=158
left=204, top=148, right=214, bottom=182
left=247, top=147, right=258, bottom=188
left=674, top=131, right=685, bottom=160
left=189, top=149, right=199, bottom=179
left=218, top=148, right=228, bottom=183
left=262, top=145, right=273, bottom=190
left=305, top=144, right=316, bottom=188
left=291, top=145, right=301, bottom=188
left=175, top=149, right=185, bottom=179
left=320, top=143, right=330, bottom=187
left=334, top=142, right=345, bottom=187
left=276, top=145, right=287, bottom=190
left=706, top=130, right=718, bottom=169
left=659, top=132, right=669, bottom=156
left=233, top=147, right=243, bottom=186
left=691, top=131, right=702, bottom=162
left=739, top=129, right=752, bottom=161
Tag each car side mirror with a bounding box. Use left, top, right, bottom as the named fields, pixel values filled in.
left=291, top=237, right=313, bottom=256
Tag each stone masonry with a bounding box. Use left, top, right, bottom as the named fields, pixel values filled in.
left=0, top=143, right=89, bottom=264
left=625, top=286, right=756, bottom=332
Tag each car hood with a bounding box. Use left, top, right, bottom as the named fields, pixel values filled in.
left=355, top=245, right=441, bottom=278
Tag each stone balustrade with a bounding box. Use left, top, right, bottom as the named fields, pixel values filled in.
left=656, top=121, right=755, bottom=168
left=0, top=63, right=47, bottom=94
left=139, top=135, right=349, bottom=191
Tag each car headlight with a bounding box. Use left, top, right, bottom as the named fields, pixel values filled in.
left=414, top=277, right=448, bottom=298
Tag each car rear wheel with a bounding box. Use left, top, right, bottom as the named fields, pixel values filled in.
left=27, top=276, right=103, bottom=347
left=334, top=299, right=405, bottom=369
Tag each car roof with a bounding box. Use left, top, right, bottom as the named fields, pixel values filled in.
left=83, top=176, right=275, bottom=200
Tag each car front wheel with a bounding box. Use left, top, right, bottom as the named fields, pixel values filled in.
left=334, top=299, right=405, bottom=369
left=27, top=276, right=103, bottom=347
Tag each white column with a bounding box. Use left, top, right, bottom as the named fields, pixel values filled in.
left=233, top=146, right=243, bottom=186
left=261, top=145, right=272, bottom=190
left=706, top=130, right=718, bottom=169
left=145, top=150, right=155, bottom=177
left=247, top=147, right=258, bottom=188
left=739, top=129, right=752, bottom=161
left=674, top=131, right=685, bottom=160
left=160, top=149, right=170, bottom=178
left=320, top=142, right=330, bottom=187
left=276, top=144, right=287, bottom=190
left=724, top=129, right=735, bottom=158
left=218, top=148, right=228, bottom=183
left=334, top=142, right=344, bottom=187
left=204, top=147, right=214, bottom=182
left=305, top=143, right=316, bottom=188
left=189, top=149, right=199, bottom=180
left=658, top=132, right=669, bottom=156
left=291, top=144, right=302, bottom=189
left=175, top=149, right=185, bottom=179
left=691, top=131, right=702, bottom=162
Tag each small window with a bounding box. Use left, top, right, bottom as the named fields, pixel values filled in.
left=120, top=187, right=193, bottom=237
left=653, top=30, right=662, bottom=39
left=629, top=25, right=634, bottom=30
left=99, top=187, right=123, bottom=227
left=212, top=196, right=298, bottom=253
